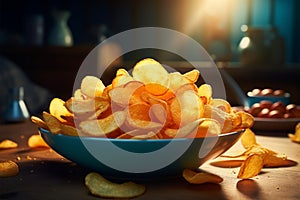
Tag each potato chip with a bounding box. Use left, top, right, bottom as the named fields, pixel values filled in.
left=73, top=89, right=86, bottom=100
left=236, top=111, right=254, bottom=129
left=80, top=111, right=126, bottom=137
left=81, top=75, right=105, bottom=98
left=0, top=160, right=19, bottom=177
left=0, top=139, right=18, bottom=149
left=28, top=134, right=49, bottom=148
left=198, top=84, right=212, bottom=104
left=43, top=111, right=61, bottom=134
left=145, top=83, right=168, bottom=96
left=109, top=81, right=144, bottom=107
left=85, top=172, right=146, bottom=198
left=60, top=124, right=80, bottom=136
left=49, top=98, right=73, bottom=123
left=112, top=70, right=134, bottom=88
left=183, top=69, right=200, bottom=83
left=288, top=122, right=300, bottom=143
left=132, top=58, right=170, bottom=89
left=182, top=169, right=223, bottom=184
left=237, top=154, right=264, bottom=179
left=170, top=90, right=204, bottom=127
left=241, top=129, right=257, bottom=149
left=209, top=98, right=232, bottom=113
left=65, top=98, right=109, bottom=115
left=169, top=72, right=191, bottom=92
left=31, top=116, right=48, bottom=129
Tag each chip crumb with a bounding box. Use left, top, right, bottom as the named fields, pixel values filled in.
left=16, top=156, right=21, bottom=161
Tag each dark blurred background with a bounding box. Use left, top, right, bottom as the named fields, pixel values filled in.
left=0, top=0, right=299, bottom=106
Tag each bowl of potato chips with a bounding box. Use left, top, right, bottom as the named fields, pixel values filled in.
left=32, top=58, right=254, bottom=178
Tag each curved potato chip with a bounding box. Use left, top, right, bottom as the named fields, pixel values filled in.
left=112, top=71, right=134, bottom=88
left=198, top=84, right=212, bottom=104
left=65, top=98, right=109, bottom=115
left=0, top=160, right=19, bottom=177
left=182, top=169, right=223, bottom=184
left=85, top=172, right=145, bottom=198
left=241, top=129, right=257, bottom=149
left=145, top=83, right=168, bottom=96
left=80, top=111, right=126, bottom=137
left=237, top=154, right=264, bottom=179
left=28, top=134, right=49, bottom=148
left=43, top=112, right=61, bottom=134
left=132, top=58, right=170, bottom=89
left=109, top=81, right=144, bottom=107
left=183, top=69, right=200, bottom=83
left=169, top=72, right=191, bottom=92
left=170, top=90, right=204, bottom=127
left=81, top=76, right=105, bottom=98
left=209, top=98, right=232, bottom=113
left=49, top=98, right=73, bottom=123
left=0, top=139, right=18, bottom=149
left=31, top=116, right=48, bottom=129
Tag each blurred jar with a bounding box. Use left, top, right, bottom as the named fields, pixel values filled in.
left=238, top=25, right=269, bottom=67
left=47, top=10, right=73, bottom=46
left=25, top=14, right=44, bottom=46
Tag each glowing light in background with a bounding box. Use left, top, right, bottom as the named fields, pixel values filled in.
left=239, top=36, right=250, bottom=49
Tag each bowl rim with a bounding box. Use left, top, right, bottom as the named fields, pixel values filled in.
left=38, top=127, right=245, bottom=142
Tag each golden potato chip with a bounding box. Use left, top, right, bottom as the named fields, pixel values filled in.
left=65, top=98, right=109, bottom=115
left=236, top=111, right=254, bottom=129
left=0, top=160, right=19, bottom=177
left=109, top=81, right=144, bottom=107
left=85, top=172, right=146, bottom=198
left=80, top=111, right=126, bottom=137
left=164, top=119, right=206, bottom=138
left=145, top=83, right=168, bottom=96
left=169, top=72, right=191, bottom=92
left=73, top=89, right=85, bottom=100
left=198, top=84, right=212, bottom=104
left=31, top=116, right=48, bottom=129
left=128, top=103, right=151, bottom=121
left=241, top=129, right=257, bottom=149
left=0, top=139, right=18, bottom=149
left=43, top=111, right=61, bottom=134
left=237, top=154, right=264, bottom=179
left=132, top=58, right=170, bottom=89
left=209, top=98, right=232, bottom=113
left=60, top=124, right=80, bottom=136
left=28, top=134, right=49, bottom=148
left=288, top=122, right=300, bottom=143
left=195, top=118, right=221, bottom=138
left=49, top=98, right=73, bottom=123
left=112, top=71, right=134, bottom=88
left=183, top=69, right=200, bottom=83
left=81, top=75, right=105, bottom=98
left=182, top=169, right=223, bottom=184
left=170, top=90, right=204, bottom=127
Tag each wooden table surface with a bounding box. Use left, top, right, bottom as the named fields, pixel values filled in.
left=0, top=120, right=299, bottom=200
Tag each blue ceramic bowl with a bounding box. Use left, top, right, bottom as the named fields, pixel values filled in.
left=39, top=128, right=244, bottom=179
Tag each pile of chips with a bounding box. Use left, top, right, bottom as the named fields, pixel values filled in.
left=31, top=58, right=254, bottom=139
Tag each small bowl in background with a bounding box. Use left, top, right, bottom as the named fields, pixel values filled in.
left=247, top=88, right=290, bottom=107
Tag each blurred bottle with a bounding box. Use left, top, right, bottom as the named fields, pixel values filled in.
left=3, top=87, right=30, bottom=123
left=47, top=10, right=73, bottom=46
